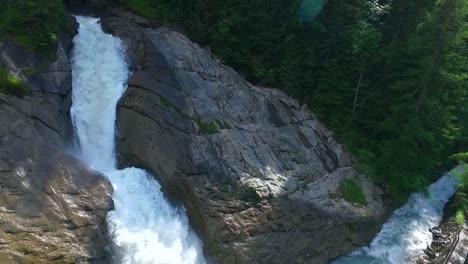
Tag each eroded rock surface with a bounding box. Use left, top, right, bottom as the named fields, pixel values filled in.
left=0, top=34, right=113, bottom=263
left=99, top=10, right=391, bottom=264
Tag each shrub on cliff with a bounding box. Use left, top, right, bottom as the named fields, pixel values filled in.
left=194, top=118, right=220, bottom=135
left=451, top=153, right=468, bottom=225
left=339, top=179, right=368, bottom=206
left=454, top=169, right=467, bottom=225
left=0, top=66, right=30, bottom=97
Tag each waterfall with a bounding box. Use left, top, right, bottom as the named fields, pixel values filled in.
left=70, top=16, right=206, bottom=264
left=332, top=172, right=458, bottom=264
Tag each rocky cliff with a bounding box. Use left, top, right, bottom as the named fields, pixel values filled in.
left=96, top=10, right=391, bottom=264
left=0, top=27, right=113, bottom=263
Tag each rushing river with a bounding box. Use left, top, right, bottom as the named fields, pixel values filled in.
left=70, top=16, right=205, bottom=264
left=333, top=173, right=458, bottom=264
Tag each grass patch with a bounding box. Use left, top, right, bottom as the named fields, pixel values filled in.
left=0, top=0, right=71, bottom=57
left=339, top=179, right=368, bottom=206
left=0, top=67, right=30, bottom=97
left=451, top=154, right=468, bottom=226
left=455, top=210, right=465, bottom=225
left=194, top=118, right=219, bottom=135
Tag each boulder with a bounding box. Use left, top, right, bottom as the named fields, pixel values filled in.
left=101, top=10, right=391, bottom=264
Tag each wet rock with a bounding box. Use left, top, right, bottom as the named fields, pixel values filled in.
left=102, top=10, right=391, bottom=264
left=0, top=152, right=113, bottom=264
left=0, top=38, right=74, bottom=140
left=0, top=30, right=114, bottom=263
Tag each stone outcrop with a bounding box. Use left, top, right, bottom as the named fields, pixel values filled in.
left=97, top=10, right=391, bottom=264
left=0, top=28, right=113, bottom=263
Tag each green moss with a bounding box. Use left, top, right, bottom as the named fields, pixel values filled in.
left=451, top=158, right=468, bottom=226
left=455, top=210, right=465, bottom=225
left=194, top=118, right=220, bottom=135
left=0, top=0, right=71, bottom=57
left=339, top=179, right=368, bottom=206
left=0, top=67, right=31, bottom=97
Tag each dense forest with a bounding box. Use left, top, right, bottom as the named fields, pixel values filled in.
left=1, top=0, right=467, bottom=202
left=0, top=0, right=70, bottom=55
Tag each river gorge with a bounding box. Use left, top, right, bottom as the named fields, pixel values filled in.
left=0, top=3, right=466, bottom=264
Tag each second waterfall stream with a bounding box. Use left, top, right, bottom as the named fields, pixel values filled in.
left=68, top=15, right=459, bottom=264
left=70, top=16, right=206, bottom=264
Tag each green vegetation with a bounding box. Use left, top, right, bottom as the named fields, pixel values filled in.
left=115, top=0, right=183, bottom=21
left=194, top=118, right=220, bottom=135
left=339, top=179, right=368, bottom=206
left=456, top=210, right=465, bottom=225
left=0, top=66, right=30, bottom=97
left=452, top=153, right=468, bottom=225
left=113, top=0, right=467, bottom=201
left=121, top=0, right=158, bottom=19
left=158, top=95, right=172, bottom=108
left=0, top=0, right=71, bottom=56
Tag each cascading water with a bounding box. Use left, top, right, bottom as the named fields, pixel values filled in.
left=68, top=14, right=460, bottom=264
left=333, top=172, right=459, bottom=264
left=70, top=16, right=206, bottom=264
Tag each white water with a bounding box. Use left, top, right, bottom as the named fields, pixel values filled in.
left=333, top=172, right=458, bottom=264
left=70, top=16, right=206, bottom=264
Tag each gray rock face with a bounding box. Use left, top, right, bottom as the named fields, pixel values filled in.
left=102, top=10, right=390, bottom=264
left=0, top=35, right=113, bottom=263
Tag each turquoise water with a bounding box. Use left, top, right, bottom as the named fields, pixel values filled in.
left=332, top=173, right=458, bottom=264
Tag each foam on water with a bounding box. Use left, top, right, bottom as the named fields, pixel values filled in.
left=333, top=173, right=458, bottom=264
left=70, top=16, right=205, bottom=264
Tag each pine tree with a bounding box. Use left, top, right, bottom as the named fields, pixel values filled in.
left=374, top=0, right=468, bottom=199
